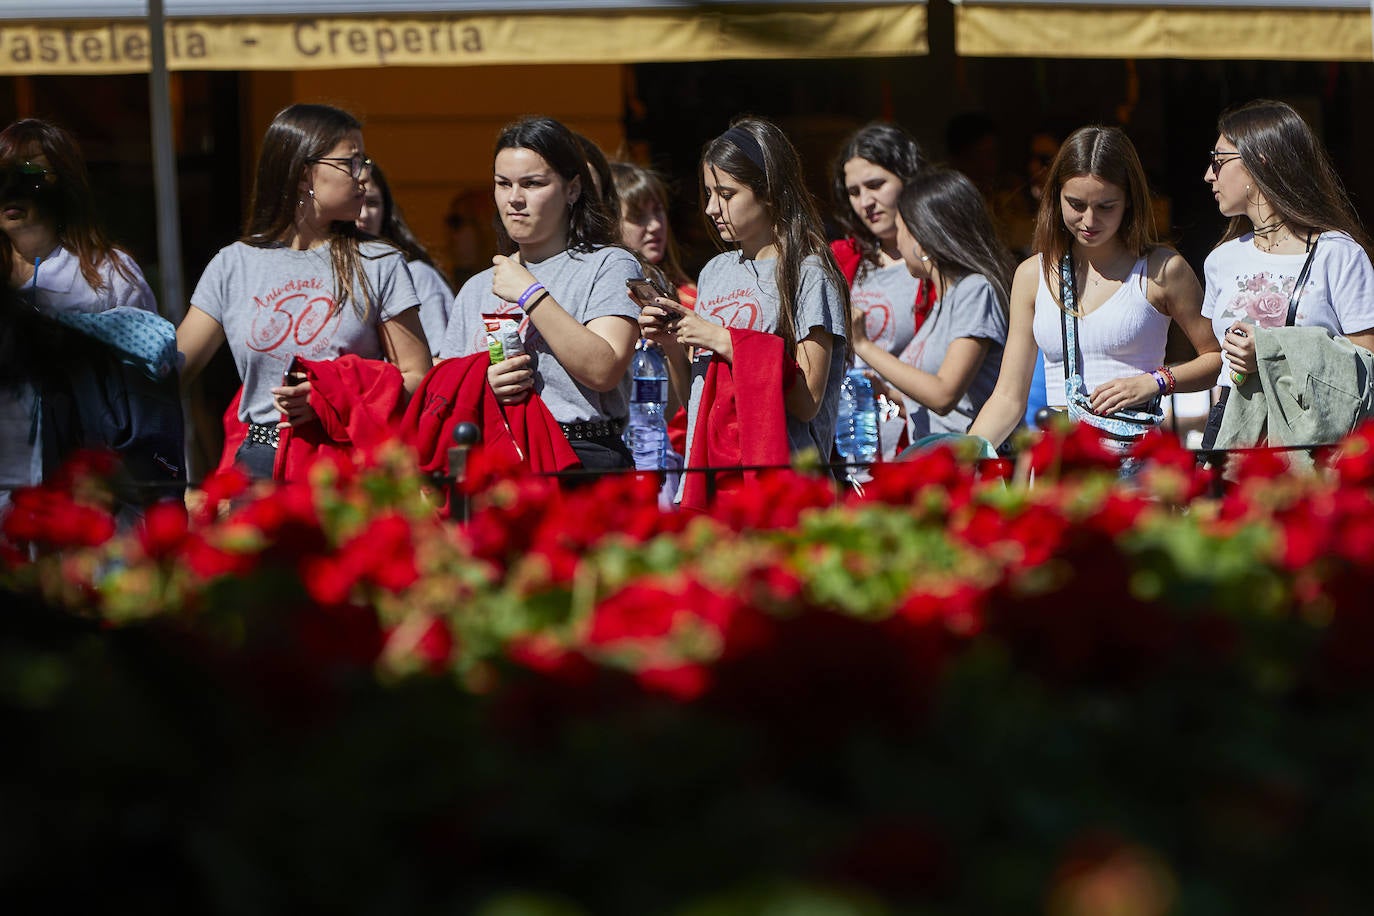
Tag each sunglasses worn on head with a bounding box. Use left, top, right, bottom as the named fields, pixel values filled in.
left=309, top=154, right=373, bottom=180
left=1207, top=150, right=1242, bottom=175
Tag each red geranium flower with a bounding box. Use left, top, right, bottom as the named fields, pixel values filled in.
left=2, top=486, right=115, bottom=549
left=635, top=662, right=711, bottom=701
left=195, top=467, right=249, bottom=523
left=863, top=446, right=976, bottom=509
left=507, top=633, right=598, bottom=685
left=1026, top=422, right=1120, bottom=478
left=138, top=500, right=189, bottom=560
left=587, top=580, right=680, bottom=645
left=381, top=613, right=456, bottom=676
left=1332, top=422, right=1374, bottom=486
left=182, top=533, right=257, bottom=580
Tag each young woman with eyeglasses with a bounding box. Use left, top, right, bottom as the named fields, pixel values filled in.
left=0, top=118, right=159, bottom=505
left=436, top=116, right=643, bottom=471
left=1199, top=99, right=1374, bottom=446
left=638, top=116, right=849, bottom=497
left=968, top=125, right=1220, bottom=451
left=176, top=103, right=431, bottom=479
left=357, top=160, right=453, bottom=358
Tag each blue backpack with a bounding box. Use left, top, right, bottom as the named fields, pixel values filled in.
left=36, top=307, right=185, bottom=503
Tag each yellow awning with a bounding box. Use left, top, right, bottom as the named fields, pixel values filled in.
left=0, top=4, right=928, bottom=75
left=954, top=1, right=1373, bottom=62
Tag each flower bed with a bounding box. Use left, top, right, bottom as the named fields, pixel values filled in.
left=5, top=424, right=1374, bottom=913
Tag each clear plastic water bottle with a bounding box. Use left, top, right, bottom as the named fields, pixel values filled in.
left=626, top=339, right=669, bottom=470
left=835, top=368, right=879, bottom=466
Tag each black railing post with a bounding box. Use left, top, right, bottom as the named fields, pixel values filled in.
left=448, top=421, right=480, bottom=525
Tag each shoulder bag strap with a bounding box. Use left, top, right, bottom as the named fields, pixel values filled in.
left=1058, top=253, right=1079, bottom=380
left=1284, top=233, right=1320, bottom=327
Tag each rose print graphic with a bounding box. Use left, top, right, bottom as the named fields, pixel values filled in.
left=1223, top=271, right=1300, bottom=329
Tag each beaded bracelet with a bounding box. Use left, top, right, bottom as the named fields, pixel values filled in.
left=1154, top=364, right=1176, bottom=395
left=516, top=282, right=546, bottom=311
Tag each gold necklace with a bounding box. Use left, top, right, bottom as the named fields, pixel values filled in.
left=1083, top=251, right=1132, bottom=287
left=1253, top=221, right=1292, bottom=252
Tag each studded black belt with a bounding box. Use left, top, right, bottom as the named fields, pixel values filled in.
left=246, top=423, right=280, bottom=448
left=559, top=417, right=626, bottom=441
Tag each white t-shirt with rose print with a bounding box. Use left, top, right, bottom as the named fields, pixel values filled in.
left=1202, top=230, right=1374, bottom=388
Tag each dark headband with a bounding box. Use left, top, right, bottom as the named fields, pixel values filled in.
left=721, top=125, right=766, bottom=172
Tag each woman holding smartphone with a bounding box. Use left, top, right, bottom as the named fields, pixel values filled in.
left=438, top=116, right=642, bottom=471
left=638, top=117, right=848, bottom=499
left=849, top=167, right=1012, bottom=442
left=176, top=103, right=431, bottom=479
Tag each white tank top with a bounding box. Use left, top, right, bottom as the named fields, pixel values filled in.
left=1032, top=254, right=1170, bottom=407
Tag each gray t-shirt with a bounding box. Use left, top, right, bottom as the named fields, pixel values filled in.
left=408, top=259, right=454, bottom=358
left=439, top=245, right=642, bottom=424
left=190, top=240, right=421, bottom=425
left=851, top=261, right=920, bottom=366
left=684, top=252, right=847, bottom=462
left=895, top=272, right=1008, bottom=438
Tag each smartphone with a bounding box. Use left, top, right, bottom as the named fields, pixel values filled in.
left=282, top=355, right=307, bottom=386
left=626, top=277, right=661, bottom=307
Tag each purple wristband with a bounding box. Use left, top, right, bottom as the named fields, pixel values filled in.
left=1151, top=370, right=1167, bottom=395
left=517, top=282, right=546, bottom=311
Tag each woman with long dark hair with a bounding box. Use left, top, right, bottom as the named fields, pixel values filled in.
left=848, top=167, right=1012, bottom=440
left=639, top=116, right=848, bottom=479
left=0, top=118, right=161, bottom=504
left=969, top=125, right=1220, bottom=451
left=357, top=160, right=453, bottom=357
left=829, top=122, right=927, bottom=361
left=437, top=116, right=643, bottom=471
left=176, top=103, right=431, bottom=479
left=1200, top=99, right=1374, bottom=446
left=0, top=118, right=155, bottom=312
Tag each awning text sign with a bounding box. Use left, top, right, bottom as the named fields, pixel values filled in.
left=0, top=5, right=927, bottom=74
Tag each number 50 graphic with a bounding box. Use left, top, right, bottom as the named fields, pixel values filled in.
left=248, top=293, right=339, bottom=352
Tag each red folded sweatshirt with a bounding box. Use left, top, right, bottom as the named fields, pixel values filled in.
left=219, top=354, right=405, bottom=482
left=401, top=353, right=579, bottom=514
left=679, top=328, right=793, bottom=512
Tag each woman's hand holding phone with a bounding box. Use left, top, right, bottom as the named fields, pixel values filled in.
left=272, top=358, right=317, bottom=428
left=636, top=294, right=681, bottom=346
